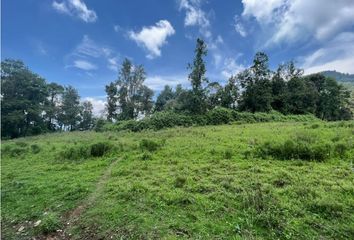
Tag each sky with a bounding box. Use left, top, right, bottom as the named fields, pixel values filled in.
left=2, top=0, right=354, bottom=115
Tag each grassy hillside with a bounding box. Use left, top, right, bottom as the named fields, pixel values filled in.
left=2, top=121, right=354, bottom=239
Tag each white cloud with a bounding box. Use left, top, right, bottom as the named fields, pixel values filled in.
left=52, top=0, right=97, bottom=23
left=179, top=0, right=210, bottom=28
left=69, top=35, right=120, bottom=71
left=73, top=60, right=97, bottom=70
left=129, top=20, right=175, bottom=59
left=221, top=58, right=246, bottom=79
left=145, top=75, right=189, bottom=91
left=83, top=97, right=106, bottom=117
left=241, top=0, right=354, bottom=46
left=234, top=16, right=247, bottom=37
left=302, top=32, right=354, bottom=74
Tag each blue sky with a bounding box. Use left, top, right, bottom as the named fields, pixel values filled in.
left=3, top=0, right=354, bottom=115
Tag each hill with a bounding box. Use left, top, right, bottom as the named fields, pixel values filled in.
left=2, top=120, right=354, bottom=239
left=321, top=70, right=354, bottom=84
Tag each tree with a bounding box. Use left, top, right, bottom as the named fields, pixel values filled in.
left=58, top=86, right=82, bottom=131
left=46, top=82, right=64, bottom=131
left=1, top=59, right=48, bottom=138
left=138, top=85, right=154, bottom=116
left=107, top=58, right=152, bottom=120
left=105, top=82, right=118, bottom=122
left=306, top=74, right=352, bottom=120
left=238, top=52, right=272, bottom=112
left=79, top=101, right=94, bottom=130
left=155, top=85, right=175, bottom=111
left=217, top=76, right=239, bottom=109
left=187, top=38, right=208, bottom=114
left=285, top=77, right=317, bottom=114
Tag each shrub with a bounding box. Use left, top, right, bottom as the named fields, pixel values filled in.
left=94, top=119, right=106, bottom=132
left=2, top=144, right=28, bottom=157
left=334, top=142, right=348, bottom=158
left=255, top=133, right=333, bottom=161
left=207, top=108, right=233, bottom=125
left=174, top=176, right=187, bottom=188
left=90, top=142, right=111, bottom=157
left=223, top=149, right=233, bottom=159
left=61, top=145, right=90, bottom=160
left=31, top=144, right=41, bottom=154
left=139, top=139, right=161, bottom=152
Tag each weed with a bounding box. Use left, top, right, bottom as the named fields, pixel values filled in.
left=37, top=212, right=61, bottom=234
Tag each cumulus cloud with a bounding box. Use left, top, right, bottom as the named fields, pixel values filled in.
left=73, top=60, right=97, bottom=70
left=302, top=32, right=354, bottom=74
left=129, top=20, right=175, bottom=59
left=179, top=0, right=210, bottom=28
left=241, top=0, right=354, bottom=46
left=52, top=0, right=97, bottom=23
left=82, top=97, right=106, bottom=117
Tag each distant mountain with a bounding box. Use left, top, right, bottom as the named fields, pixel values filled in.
left=320, top=70, right=354, bottom=83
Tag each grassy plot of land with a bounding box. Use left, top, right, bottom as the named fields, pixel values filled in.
left=2, top=121, right=354, bottom=239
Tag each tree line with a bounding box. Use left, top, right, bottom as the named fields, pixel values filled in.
left=1, top=38, right=352, bottom=139
left=106, top=38, right=352, bottom=122
left=1, top=60, right=94, bottom=139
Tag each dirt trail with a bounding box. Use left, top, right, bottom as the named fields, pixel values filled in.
left=45, top=159, right=120, bottom=240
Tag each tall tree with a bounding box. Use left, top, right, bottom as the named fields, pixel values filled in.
left=238, top=52, right=272, bottom=112
left=138, top=85, right=154, bottom=115
left=46, top=82, right=64, bottom=131
left=155, top=85, right=175, bottom=112
left=58, top=86, right=82, bottom=131
left=105, top=82, right=118, bottom=122
left=187, top=38, right=208, bottom=114
left=79, top=101, right=94, bottom=130
left=107, top=58, right=153, bottom=120
left=1, top=59, right=48, bottom=138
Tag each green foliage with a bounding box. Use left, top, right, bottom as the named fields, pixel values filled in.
left=105, top=58, right=153, bottom=121
left=38, top=212, right=61, bottom=234
left=61, top=145, right=90, bottom=160
left=90, top=142, right=111, bottom=157
left=31, top=144, right=41, bottom=154
left=207, top=107, right=233, bottom=125
left=139, top=139, right=161, bottom=152
left=254, top=132, right=350, bottom=161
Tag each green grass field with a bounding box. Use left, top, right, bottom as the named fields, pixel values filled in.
left=2, top=121, right=354, bottom=239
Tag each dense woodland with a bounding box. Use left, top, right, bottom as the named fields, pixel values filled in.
left=1, top=38, right=352, bottom=139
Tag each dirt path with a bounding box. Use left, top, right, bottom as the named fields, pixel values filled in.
left=45, top=159, right=120, bottom=240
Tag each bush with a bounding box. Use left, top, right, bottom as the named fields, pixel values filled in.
left=2, top=144, right=28, bottom=157
left=31, top=144, right=41, bottom=154
left=94, top=119, right=107, bottom=132
left=255, top=133, right=333, bottom=161
left=207, top=108, right=233, bottom=125
left=61, top=145, right=90, bottom=160
left=90, top=142, right=111, bottom=157
left=139, top=139, right=161, bottom=152
left=223, top=149, right=233, bottom=159
left=174, top=176, right=187, bottom=188
left=102, top=109, right=319, bottom=133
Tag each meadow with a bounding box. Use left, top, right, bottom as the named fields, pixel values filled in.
left=1, top=120, right=354, bottom=239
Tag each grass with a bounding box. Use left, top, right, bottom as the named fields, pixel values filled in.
left=1, top=121, right=354, bottom=239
